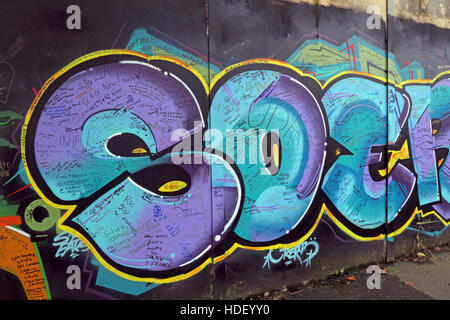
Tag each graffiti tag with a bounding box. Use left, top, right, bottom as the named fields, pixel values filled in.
left=263, top=239, right=319, bottom=269
left=53, top=232, right=89, bottom=259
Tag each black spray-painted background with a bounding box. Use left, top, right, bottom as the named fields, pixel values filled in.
left=0, top=0, right=449, bottom=299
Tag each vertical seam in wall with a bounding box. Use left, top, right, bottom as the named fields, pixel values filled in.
left=206, top=0, right=215, bottom=300
left=384, top=0, right=390, bottom=264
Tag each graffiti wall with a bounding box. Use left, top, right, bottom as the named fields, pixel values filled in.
left=0, top=0, right=449, bottom=299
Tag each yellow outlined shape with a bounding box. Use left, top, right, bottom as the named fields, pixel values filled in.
left=21, top=51, right=450, bottom=283
left=21, top=50, right=211, bottom=283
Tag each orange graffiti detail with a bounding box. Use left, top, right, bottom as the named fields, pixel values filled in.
left=0, top=227, right=49, bottom=300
